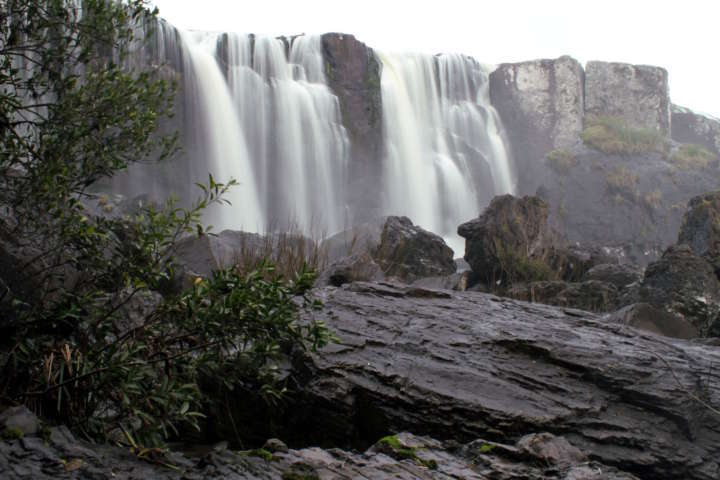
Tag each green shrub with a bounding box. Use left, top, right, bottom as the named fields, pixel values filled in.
left=0, top=1, right=331, bottom=448
left=581, top=116, right=666, bottom=155
left=546, top=148, right=578, bottom=175
left=670, top=144, right=716, bottom=170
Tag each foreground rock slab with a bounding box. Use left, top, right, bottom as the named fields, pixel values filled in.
left=292, top=282, right=720, bottom=480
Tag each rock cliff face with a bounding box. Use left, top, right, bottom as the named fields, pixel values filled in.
left=585, top=61, right=671, bottom=134
left=489, top=56, right=584, bottom=193
left=672, top=104, right=720, bottom=155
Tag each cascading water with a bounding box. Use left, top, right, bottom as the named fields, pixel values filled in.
left=118, top=25, right=349, bottom=236
left=379, top=52, right=515, bottom=255
left=222, top=33, right=349, bottom=235
left=117, top=19, right=515, bottom=255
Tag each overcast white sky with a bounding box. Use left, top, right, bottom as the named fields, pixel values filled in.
left=151, top=0, right=720, bottom=118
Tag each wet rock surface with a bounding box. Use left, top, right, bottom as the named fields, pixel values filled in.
left=288, top=282, right=720, bottom=479
left=0, top=427, right=639, bottom=479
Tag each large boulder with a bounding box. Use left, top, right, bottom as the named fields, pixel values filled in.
left=583, top=263, right=643, bottom=289
left=458, top=195, right=558, bottom=286
left=678, top=190, right=720, bottom=269
left=585, top=61, right=670, bottom=134
left=489, top=56, right=584, bottom=193
left=285, top=283, right=720, bottom=479
left=638, top=244, right=720, bottom=336
left=373, top=216, right=455, bottom=282
left=671, top=105, right=720, bottom=155
left=606, top=303, right=699, bottom=339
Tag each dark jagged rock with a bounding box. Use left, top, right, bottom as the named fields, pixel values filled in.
left=285, top=283, right=720, bottom=479
left=606, top=302, right=699, bottom=339
left=318, top=216, right=455, bottom=286
left=638, top=244, right=720, bottom=336
left=671, top=105, right=720, bottom=155
left=506, top=279, right=618, bottom=312
left=458, top=195, right=557, bottom=285
left=373, top=216, right=455, bottom=283
left=583, top=263, right=643, bottom=288
left=679, top=190, right=720, bottom=269
left=585, top=61, right=670, bottom=134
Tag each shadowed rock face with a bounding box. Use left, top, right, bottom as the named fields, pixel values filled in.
left=287, top=282, right=720, bottom=480
left=585, top=61, right=670, bottom=134
left=679, top=190, right=720, bottom=267
left=321, top=33, right=383, bottom=223
left=458, top=195, right=556, bottom=284
left=638, top=244, right=720, bottom=336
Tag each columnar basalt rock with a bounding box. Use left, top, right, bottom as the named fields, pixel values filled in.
left=489, top=56, right=584, bottom=193
left=585, top=61, right=671, bottom=134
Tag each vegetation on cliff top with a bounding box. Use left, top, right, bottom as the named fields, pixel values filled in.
left=0, top=0, right=329, bottom=448
left=581, top=115, right=667, bottom=155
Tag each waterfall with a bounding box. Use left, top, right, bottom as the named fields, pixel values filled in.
left=222, top=33, right=349, bottom=235
left=182, top=32, right=264, bottom=232
left=379, top=52, right=515, bottom=255
left=115, top=19, right=515, bottom=255
left=115, top=26, right=349, bottom=237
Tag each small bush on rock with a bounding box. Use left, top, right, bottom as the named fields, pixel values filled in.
left=546, top=149, right=578, bottom=175
left=671, top=144, right=715, bottom=170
